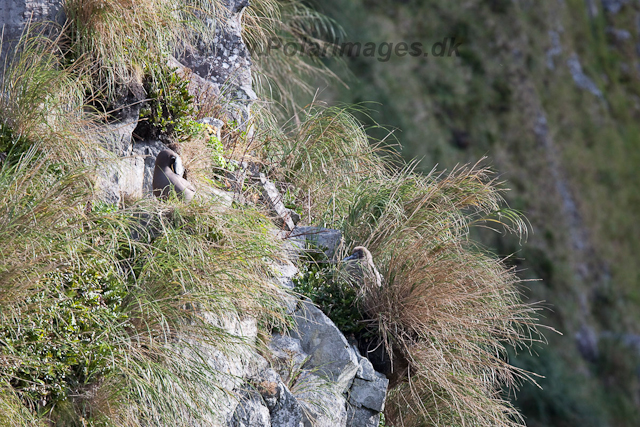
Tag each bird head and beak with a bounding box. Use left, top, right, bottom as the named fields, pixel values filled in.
left=342, top=253, right=358, bottom=262
left=342, top=247, right=367, bottom=262
left=342, top=246, right=383, bottom=288
left=169, top=155, right=185, bottom=177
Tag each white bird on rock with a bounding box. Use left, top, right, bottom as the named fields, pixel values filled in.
left=152, top=149, right=196, bottom=202
left=342, top=246, right=383, bottom=289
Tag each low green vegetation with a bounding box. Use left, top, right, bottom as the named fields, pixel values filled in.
left=137, top=64, right=197, bottom=141
left=294, top=256, right=366, bottom=337
left=0, top=123, right=30, bottom=160
left=0, top=264, right=127, bottom=407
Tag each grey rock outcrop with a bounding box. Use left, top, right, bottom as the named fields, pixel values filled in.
left=229, top=390, right=272, bottom=427
left=92, top=99, right=146, bottom=204
left=0, top=0, right=63, bottom=61
left=296, top=373, right=348, bottom=427
left=289, top=226, right=344, bottom=259
left=255, top=368, right=303, bottom=427
left=179, top=0, right=255, bottom=125
left=567, top=53, right=603, bottom=99
left=292, top=301, right=360, bottom=393
left=269, top=333, right=308, bottom=375
left=171, top=285, right=388, bottom=427
left=346, top=406, right=380, bottom=427
left=266, top=300, right=388, bottom=427
left=349, top=377, right=388, bottom=413
left=94, top=137, right=166, bottom=205
left=345, top=352, right=388, bottom=427
left=349, top=359, right=388, bottom=413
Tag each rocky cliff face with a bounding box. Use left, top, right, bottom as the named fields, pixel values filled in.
left=171, top=249, right=388, bottom=427
left=0, top=1, right=389, bottom=425
left=0, top=0, right=62, bottom=60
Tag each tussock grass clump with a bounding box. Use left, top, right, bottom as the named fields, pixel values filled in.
left=339, top=162, right=528, bottom=246
left=0, top=149, right=289, bottom=425
left=340, top=166, right=542, bottom=426
left=245, top=0, right=343, bottom=112
left=0, top=150, right=92, bottom=298
left=64, top=0, right=223, bottom=98
left=275, top=102, right=545, bottom=426
left=0, top=385, right=45, bottom=427
left=364, top=243, right=538, bottom=426
left=0, top=32, right=89, bottom=162
left=262, top=102, right=388, bottom=225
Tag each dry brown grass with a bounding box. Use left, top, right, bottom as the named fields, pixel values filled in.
left=64, top=0, right=223, bottom=98
left=179, top=130, right=216, bottom=185
left=0, top=29, right=96, bottom=163
left=334, top=164, right=545, bottom=426
left=369, top=243, right=539, bottom=426
left=265, top=98, right=545, bottom=425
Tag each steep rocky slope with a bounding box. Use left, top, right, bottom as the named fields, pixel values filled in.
left=0, top=1, right=388, bottom=425
left=0, top=1, right=546, bottom=426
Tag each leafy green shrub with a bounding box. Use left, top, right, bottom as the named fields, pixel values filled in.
left=137, top=65, right=197, bottom=141
left=294, top=259, right=366, bottom=336
left=0, top=264, right=128, bottom=408
left=136, top=64, right=228, bottom=170
left=204, top=128, right=227, bottom=168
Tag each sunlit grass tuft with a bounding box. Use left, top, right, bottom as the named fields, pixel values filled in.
left=0, top=29, right=90, bottom=163
left=64, top=0, right=224, bottom=99
left=245, top=0, right=344, bottom=114
left=0, top=145, right=290, bottom=425
left=260, top=102, right=390, bottom=226
left=341, top=166, right=544, bottom=426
